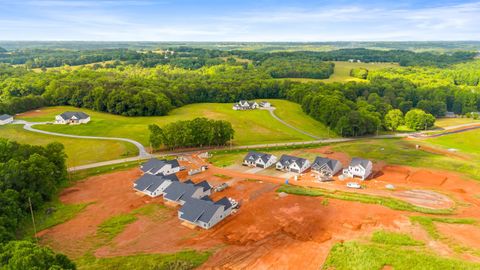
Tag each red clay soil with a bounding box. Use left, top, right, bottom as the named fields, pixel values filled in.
left=436, top=223, right=480, bottom=250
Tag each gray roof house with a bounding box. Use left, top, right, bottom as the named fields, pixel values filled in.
left=243, top=151, right=277, bottom=168
left=259, top=101, right=271, bottom=108
left=232, top=100, right=259, bottom=110
left=55, top=111, right=90, bottom=124
left=141, top=158, right=181, bottom=176
left=0, top=114, right=13, bottom=125
left=163, top=180, right=212, bottom=205
left=342, top=158, right=373, bottom=180
left=133, top=174, right=179, bottom=197
left=276, top=155, right=311, bottom=173
left=311, top=157, right=343, bottom=179
left=178, top=196, right=233, bottom=229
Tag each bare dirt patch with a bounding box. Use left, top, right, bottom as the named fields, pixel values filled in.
left=436, top=223, right=480, bottom=250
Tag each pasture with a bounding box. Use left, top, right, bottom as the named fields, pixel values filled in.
left=286, top=61, right=398, bottom=83
left=19, top=100, right=331, bottom=146
left=423, top=129, right=480, bottom=157
left=0, top=125, right=137, bottom=166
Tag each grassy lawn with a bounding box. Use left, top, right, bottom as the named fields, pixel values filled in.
left=331, top=138, right=480, bottom=181
left=277, top=185, right=453, bottom=215
left=0, top=125, right=138, bottom=166
left=423, top=129, right=480, bottom=156
left=263, top=99, right=336, bottom=138
left=18, top=102, right=325, bottom=146
left=285, top=61, right=398, bottom=83
left=371, top=230, right=424, bottom=246
left=435, top=117, right=480, bottom=128
left=77, top=250, right=211, bottom=270
left=323, top=241, right=480, bottom=270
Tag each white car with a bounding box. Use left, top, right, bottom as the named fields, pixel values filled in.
left=346, top=182, right=362, bottom=189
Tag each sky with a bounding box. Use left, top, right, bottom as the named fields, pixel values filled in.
left=0, top=0, right=479, bottom=41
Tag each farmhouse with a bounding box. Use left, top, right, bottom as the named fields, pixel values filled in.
left=243, top=151, right=277, bottom=168
left=311, top=157, right=343, bottom=178
left=276, top=155, right=310, bottom=173
left=55, top=111, right=90, bottom=124
left=178, top=196, right=233, bottom=229
left=133, top=174, right=179, bottom=197
left=141, top=158, right=181, bottom=176
left=232, top=100, right=259, bottom=110
left=0, top=114, right=13, bottom=125
left=342, top=158, right=373, bottom=180
left=259, top=101, right=271, bottom=108
left=163, top=180, right=212, bottom=205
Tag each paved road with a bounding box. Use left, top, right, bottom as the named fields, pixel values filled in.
left=264, top=107, right=323, bottom=140
left=14, top=121, right=151, bottom=158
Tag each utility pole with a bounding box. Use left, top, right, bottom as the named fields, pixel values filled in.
left=28, top=197, right=38, bottom=243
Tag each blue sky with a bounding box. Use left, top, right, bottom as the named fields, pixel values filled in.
left=0, top=0, right=479, bottom=41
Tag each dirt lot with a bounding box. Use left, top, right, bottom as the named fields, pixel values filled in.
left=37, top=150, right=480, bottom=268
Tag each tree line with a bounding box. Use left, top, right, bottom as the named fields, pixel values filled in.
left=0, top=139, right=75, bottom=269
left=260, top=56, right=334, bottom=79
left=149, top=118, right=234, bottom=149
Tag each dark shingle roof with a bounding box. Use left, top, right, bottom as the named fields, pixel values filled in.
left=244, top=151, right=273, bottom=163
left=59, top=111, right=89, bottom=120
left=179, top=196, right=230, bottom=224
left=163, top=180, right=204, bottom=202
left=195, top=180, right=212, bottom=191
left=141, top=158, right=180, bottom=173
left=312, top=157, right=341, bottom=171
left=134, top=174, right=178, bottom=193
left=0, top=114, right=12, bottom=121
left=350, top=158, right=372, bottom=169
left=278, top=154, right=308, bottom=168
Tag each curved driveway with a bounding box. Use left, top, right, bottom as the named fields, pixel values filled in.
left=264, top=107, right=322, bottom=140
left=17, top=121, right=151, bottom=158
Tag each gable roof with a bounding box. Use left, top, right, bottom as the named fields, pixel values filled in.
left=244, top=151, right=274, bottom=163
left=141, top=158, right=180, bottom=173
left=0, top=114, right=12, bottom=121
left=134, top=174, right=178, bottom=193
left=278, top=154, right=308, bottom=168
left=312, top=157, right=341, bottom=171
left=163, top=181, right=203, bottom=202
left=58, top=111, right=89, bottom=120
left=179, top=196, right=231, bottom=224
left=350, top=157, right=372, bottom=169
left=195, top=180, right=212, bottom=191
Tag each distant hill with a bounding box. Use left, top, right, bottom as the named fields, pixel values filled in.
left=0, top=46, right=6, bottom=53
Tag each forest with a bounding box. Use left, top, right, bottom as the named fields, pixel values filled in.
left=0, top=139, right=75, bottom=269
left=0, top=47, right=479, bottom=136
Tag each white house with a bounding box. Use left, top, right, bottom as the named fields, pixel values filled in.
left=232, top=100, right=259, bottom=110
left=178, top=197, right=233, bottom=229
left=0, top=114, right=13, bottom=125
left=276, top=155, right=310, bottom=173
left=55, top=112, right=90, bottom=124
left=311, top=157, right=343, bottom=178
left=243, top=151, right=277, bottom=168
left=163, top=180, right=212, bottom=205
left=133, top=174, right=179, bottom=197
left=259, top=101, right=271, bottom=108
left=141, top=159, right=181, bottom=176
left=343, top=158, right=373, bottom=180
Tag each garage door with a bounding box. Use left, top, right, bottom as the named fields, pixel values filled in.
left=290, top=168, right=299, bottom=173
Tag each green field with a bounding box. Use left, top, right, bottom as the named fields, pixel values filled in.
left=423, top=129, right=480, bottom=157
left=19, top=100, right=331, bottom=146
left=286, top=61, right=398, bottom=83
left=0, top=125, right=137, bottom=166
left=435, top=118, right=480, bottom=128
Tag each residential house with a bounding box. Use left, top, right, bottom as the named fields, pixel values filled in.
left=178, top=196, right=233, bottom=229
left=232, top=100, right=259, bottom=110
left=55, top=112, right=90, bottom=124
left=259, top=101, right=271, bottom=108
left=133, top=174, right=179, bottom=197
left=163, top=180, right=212, bottom=205
left=276, top=155, right=311, bottom=173
left=141, top=158, right=181, bottom=176
left=342, top=158, right=373, bottom=180
left=444, top=111, right=456, bottom=118
left=243, top=151, right=277, bottom=168
left=311, top=157, right=343, bottom=178
left=0, top=114, right=13, bottom=125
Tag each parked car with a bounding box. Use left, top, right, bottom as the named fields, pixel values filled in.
left=346, top=182, right=361, bottom=189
